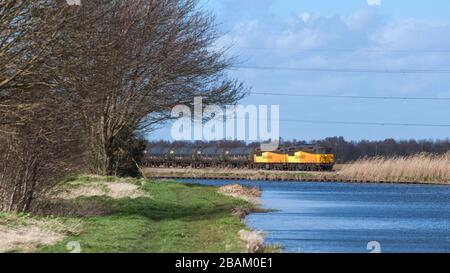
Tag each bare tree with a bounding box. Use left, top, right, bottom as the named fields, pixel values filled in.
left=0, top=89, right=83, bottom=212
left=0, top=0, right=248, bottom=212
left=0, top=0, right=70, bottom=92
left=72, top=0, right=247, bottom=175
left=0, top=1, right=84, bottom=212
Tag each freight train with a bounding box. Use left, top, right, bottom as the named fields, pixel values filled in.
left=144, top=144, right=335, bottom=171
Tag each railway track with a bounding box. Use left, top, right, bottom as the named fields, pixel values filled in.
left=143, top=168, right=436, bottom=185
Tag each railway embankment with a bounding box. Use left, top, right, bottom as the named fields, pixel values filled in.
left=144, top=153, right=450, bottom=185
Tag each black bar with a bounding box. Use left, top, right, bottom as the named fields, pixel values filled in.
left=2, top=253, right=448, bottom=272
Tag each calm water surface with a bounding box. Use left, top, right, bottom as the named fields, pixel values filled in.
left=179, top=179, right=450, bottom=253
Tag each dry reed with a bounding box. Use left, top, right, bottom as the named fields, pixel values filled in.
left=339, top=153, right=450, bottom=183
left=0, top=214, right=82, bottom=252
left=238, top=230, right=265, bottom=253
left=218, top=184, right=262, bottom=205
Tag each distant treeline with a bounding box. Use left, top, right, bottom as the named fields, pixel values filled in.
left=309, top=137, right=450, bottom=163
left=146, top=137, right=450, bottom=163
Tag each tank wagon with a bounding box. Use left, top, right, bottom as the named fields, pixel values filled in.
left=168, top=147, right=198, bottom=167
left=196, top=147, right=225, bottom=168
left=224, top=147, right=256, bottom=168
left=145, top=144, right=334, bottom=171
left=145, top=147, right=170, bottom=167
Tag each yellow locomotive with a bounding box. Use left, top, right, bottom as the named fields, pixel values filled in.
left=254, top=145, right=334, bottom=171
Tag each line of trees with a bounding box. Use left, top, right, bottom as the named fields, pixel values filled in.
left=290, top=137, right=450, bottom=163
left=0, top=0, right=245, bottom=212
left=146, top=137, right=450, bottom=163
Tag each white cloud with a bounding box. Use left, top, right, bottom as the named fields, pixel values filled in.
left=222, top=8, right=450, bottom=98
left=300, top=12, right=311, bottom=23
left=367, top=0, right=381, bottom=6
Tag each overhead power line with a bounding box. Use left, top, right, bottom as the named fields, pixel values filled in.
left=231, top=117, right=450, bottom=127
left=278, top=119, right=450, bottom=127
left=251, top=92, right=450, bottom=101
left=234, top=65, right=450, bottom=74
left=232, top=46, right=450, bottom=54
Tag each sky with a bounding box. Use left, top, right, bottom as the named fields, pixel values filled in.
left=148, top=0, right=450, bottom=142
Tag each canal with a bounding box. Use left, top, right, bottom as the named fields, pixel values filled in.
left=180, top=179, right=450, bottom=253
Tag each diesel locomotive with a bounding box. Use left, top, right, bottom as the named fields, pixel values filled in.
left=145, top=144, right=335, bottom=171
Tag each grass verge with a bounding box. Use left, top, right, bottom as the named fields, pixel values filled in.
left=25, top=177, right=259, bottom=253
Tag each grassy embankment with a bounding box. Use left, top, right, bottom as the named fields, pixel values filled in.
left=144, top=153, right=450, bottom=184
left=0, top=176, right=265, bottom=253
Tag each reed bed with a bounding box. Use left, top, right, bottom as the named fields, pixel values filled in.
left=339, top=153, right=450, bottom=184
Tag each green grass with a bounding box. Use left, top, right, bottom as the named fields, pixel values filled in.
left=38, top=179, right=255, bottom=253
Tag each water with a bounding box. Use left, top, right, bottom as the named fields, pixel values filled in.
left=179, top=179, right=450, bottom=253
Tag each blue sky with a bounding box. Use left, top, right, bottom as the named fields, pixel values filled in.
left=148, top=0, right=450, bottom=142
